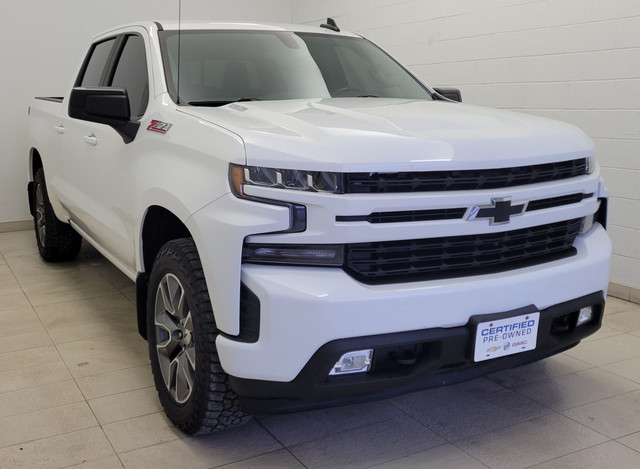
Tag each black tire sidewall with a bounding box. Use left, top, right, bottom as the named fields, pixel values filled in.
left=32, top=168, right=82, bottom=262
left=146, top=240, right=216, bottom=432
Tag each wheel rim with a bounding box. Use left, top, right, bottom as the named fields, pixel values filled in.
left=35, top=183, right=46, bottom=247
left=154, top=273, right=196, bottom=404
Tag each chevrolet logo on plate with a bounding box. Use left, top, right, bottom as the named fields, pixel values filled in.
left=466, top=197, right=528, bottom=225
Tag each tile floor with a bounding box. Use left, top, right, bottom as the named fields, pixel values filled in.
left=1, top=229, right=640, bottom=468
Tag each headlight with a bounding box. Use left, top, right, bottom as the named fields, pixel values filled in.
left=230, top=164, right=343, bottom=196
left=586, top=155, right=596, bottom=174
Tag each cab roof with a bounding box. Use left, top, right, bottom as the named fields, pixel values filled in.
left=93, top=20, right=359, bottom=40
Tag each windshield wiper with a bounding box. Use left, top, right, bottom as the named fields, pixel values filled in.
left=357, top=95, right=379, bottom=98
left=188, top=98, right=261, bottom=107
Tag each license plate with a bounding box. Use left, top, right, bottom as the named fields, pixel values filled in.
left=474, top=312, right=540, bottom=362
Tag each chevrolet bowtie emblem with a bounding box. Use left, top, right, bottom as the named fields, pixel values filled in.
left=466, top=197, right=528, bottom=225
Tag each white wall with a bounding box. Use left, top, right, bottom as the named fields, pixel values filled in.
left=293, top=0, right=640, bottom=293
left=0, top=0, right=292, bottom=224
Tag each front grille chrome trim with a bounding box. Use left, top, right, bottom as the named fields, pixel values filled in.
left=336, top=193, right=593, bottom=224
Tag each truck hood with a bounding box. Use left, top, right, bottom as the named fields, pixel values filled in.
left=180, top=98, right=594, bottom=172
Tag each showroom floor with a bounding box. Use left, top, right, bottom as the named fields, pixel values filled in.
left=2, top=229, right=640, bottom=469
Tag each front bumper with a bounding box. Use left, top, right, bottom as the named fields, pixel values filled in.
left=231, top=291, right=603, bottom=414
left=216, top=224, right=610, bottom=383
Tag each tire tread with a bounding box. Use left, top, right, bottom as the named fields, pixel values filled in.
left=148, top=238, right=249, bottom=434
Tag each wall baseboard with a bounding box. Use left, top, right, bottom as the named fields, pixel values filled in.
left=0, top=220, right=32, bottom=233
left=608, top=282, right=640, bottom=305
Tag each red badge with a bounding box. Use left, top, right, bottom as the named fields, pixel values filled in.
left=147, top=120, right=173, bottom=134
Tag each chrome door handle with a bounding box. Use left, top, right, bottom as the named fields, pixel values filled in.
left=54, top=125, right=65, bottom=134
left=83, top=135, right=98, bottom=146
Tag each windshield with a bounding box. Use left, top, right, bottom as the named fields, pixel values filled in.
left=158, top=30, right=433, bottom=105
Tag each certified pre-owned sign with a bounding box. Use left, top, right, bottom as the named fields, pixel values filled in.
left=474, top=312, right=540, bottom=362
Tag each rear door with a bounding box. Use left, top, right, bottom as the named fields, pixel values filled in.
left=53, top=36, right=118, bottom=220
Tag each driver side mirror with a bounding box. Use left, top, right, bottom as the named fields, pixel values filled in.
left=433, top=87, right=462, bottom=103
left=68, top=87, right=139, bottom=143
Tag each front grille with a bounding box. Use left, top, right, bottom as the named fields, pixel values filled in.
left=344, top=219, right=581, bottom=284
left=344, top=159, right=587, bottom=193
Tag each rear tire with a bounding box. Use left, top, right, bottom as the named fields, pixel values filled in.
left=147, top=238, right=249, bottom=434
left=33, top=168, right=82, bottom=262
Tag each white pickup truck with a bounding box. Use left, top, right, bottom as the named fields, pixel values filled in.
left=28, top=19, right=612, bottom=434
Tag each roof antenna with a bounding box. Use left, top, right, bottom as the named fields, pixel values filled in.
left=320, top=17, right=340, bottom=32
left=177, top=0, right=182, bottom=104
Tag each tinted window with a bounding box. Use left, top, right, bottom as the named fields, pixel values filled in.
left=111, top=35, right=149, bottom=118
left=81, top=39, right=116, bottom=86
left=161, top=31, right=328, bottom=103
left=303, top=34, right=430, bottom=99
left=158, top=30, right=431, bottom=104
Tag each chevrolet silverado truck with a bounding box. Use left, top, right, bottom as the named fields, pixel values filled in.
left=27, top=19, right=612, bottom=434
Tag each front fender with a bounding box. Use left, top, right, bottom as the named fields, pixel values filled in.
left=187, top=194, right=290, bottom=335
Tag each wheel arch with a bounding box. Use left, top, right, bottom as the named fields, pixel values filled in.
left=136, top=205, right=191, bottom=339
left=27, top=148, right=44, bottom=217
left=30, top=148, right=43, bottom=179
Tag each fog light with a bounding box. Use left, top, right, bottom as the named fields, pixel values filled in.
left=577, top=306, right=594, bottom=326
left=329, top=349, right=373, bottom=376
left=243, top=244, right=344, bottom=266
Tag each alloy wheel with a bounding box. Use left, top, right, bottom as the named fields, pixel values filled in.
left=154, top=273, right=196, bottom=404
left=35, top=183, right=46, bottom=247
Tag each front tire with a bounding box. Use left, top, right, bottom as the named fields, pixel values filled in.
left=32, top=168, right=82, bottom=262
left=147, top=238, right=249, bottom=434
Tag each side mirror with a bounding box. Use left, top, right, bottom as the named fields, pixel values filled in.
left=433, top=87, right=462, bottom=103
left=68, top=87, right=139, bottom=143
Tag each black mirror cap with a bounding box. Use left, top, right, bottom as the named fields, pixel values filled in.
left=68, top=87, right=139, bottom=143
left=433, top=87, right=462, bottom=103
left=69, top=87, right=131, bottom=123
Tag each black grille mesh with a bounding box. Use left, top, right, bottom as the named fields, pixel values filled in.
left=344, top=219, right=581, bottom=284
left=526, top=193, right=591, bottom=212
left=337, top=208, right=467, bottom=223
left=344, top=159, right=587, bottom=193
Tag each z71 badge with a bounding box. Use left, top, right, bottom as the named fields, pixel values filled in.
left=147, top=120, right=173, bottom=134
